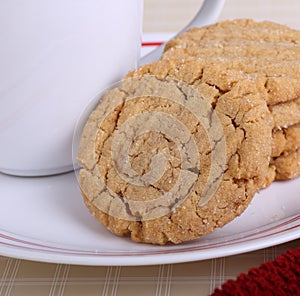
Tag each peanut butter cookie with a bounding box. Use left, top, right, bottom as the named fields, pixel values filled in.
left=163, top=19, right=300, bottom=105
left=77, top=59, right=273, bottom=245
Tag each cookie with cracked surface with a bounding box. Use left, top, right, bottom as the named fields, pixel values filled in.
left=164, top=19, right=300, bottom=51
left=162, top=19, right=300, bottom=105
left=140, top=54, right=300, bottom=128
left=162, top=54, right=300, bottom=106
left=162, top=52, right=300, bottom=128
left=164, top=39, right=300, bottom=62
left=77, top=59, right=273, bottom=245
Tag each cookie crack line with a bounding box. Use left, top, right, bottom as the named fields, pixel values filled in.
left=93, top=96, right=127, bottom=173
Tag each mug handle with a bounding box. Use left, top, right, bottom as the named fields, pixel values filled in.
left=140, top=0, right=225, bottom=65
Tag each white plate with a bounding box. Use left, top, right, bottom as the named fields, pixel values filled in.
left=1, top=39, right=300, bottom=266
left=0, top=171, right=299, bottom=266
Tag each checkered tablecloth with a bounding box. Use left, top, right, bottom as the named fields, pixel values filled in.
left=0, top=240, right=298, bottom=295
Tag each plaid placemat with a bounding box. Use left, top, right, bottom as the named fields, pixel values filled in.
left=0, top=240, right=299, bottom=295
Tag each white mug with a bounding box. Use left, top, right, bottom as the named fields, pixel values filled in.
left=0, top=0, right=224, bottom=176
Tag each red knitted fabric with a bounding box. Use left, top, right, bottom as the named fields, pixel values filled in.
left=212, top=247, right=300, bottom=296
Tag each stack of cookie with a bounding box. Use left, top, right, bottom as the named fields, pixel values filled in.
left=78, top=19, right=299, bottom=245
left=162, top=19, right=300, bottom=186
